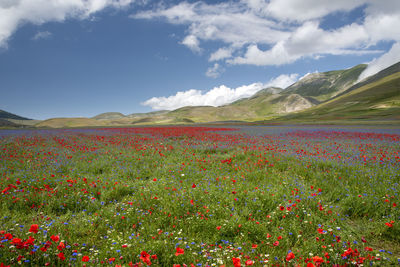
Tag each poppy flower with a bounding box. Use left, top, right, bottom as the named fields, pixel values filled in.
left=286, top=252, right=295, bottom=261
left=245, top=260, right=254, bottom=265
left=82, top=256, right=90, bottom=262
left=192, top=184, right=196, bottom=188
left=57, top=242, right=65, bottom=251
left=29, top=224, right=39, bottom=233
left=58, top=252, right=65, bottom=261
left=273, top=241, right=279, bottom=246
left=51, top=235, right=60, bottom=242
left=232, top=257, right=241, bottom=267
left=140, top=251, right=151, bottom=265
left=175, top=247, right=184, bottom=256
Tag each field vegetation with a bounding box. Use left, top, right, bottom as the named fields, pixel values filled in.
left=0, top=126, right=399, bottom=266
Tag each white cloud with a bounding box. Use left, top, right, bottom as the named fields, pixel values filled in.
left=0, top=0, right=137, bottom=48
left=267, top=73, right=299, bottom=88
left=133, top=1, right=400, bottom=67
left=264, top=0, right=365, bottom=22
left=142, top=73, right=299, bottom=110
left=209, top=47, right=233, bottom=62
left=132, top=1, right=289, bottom=50
left=205, top=63, right=224, bottom=78
left=181, top=34, right=201, bottom=53
left=32, top=30, right=52, bottom=40
left=358, top=42, right=400, bottom=81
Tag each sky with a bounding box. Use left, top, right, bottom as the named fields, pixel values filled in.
left=0, top=0, right=400, bottom=120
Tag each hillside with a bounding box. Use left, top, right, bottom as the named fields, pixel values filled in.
left=147, top=88, right=317, bottom=123
left=0, top=118, right=20, bottom=128
left=273, top=71, right=400, bottom=124
left=283, top=64, right=367, bottom=101
left=0, top=109, right=31, bottom=120
left=93, top=112, right=126, bottom=120
left=17, top=60, right=400, bottom=127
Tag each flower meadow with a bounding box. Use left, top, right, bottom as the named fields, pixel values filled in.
left=0, top=126, right=399, bottom=266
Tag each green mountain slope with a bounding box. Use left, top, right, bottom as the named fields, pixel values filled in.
left=274, top=71, right=400, bottom=123
left=334, top=61, right=400, bottom=98
left=283, top=64, right=367, bottom=101
left=92, top=112, right=126, bottom=120
left=0, top=109, right=31, bottom=120
left=151, top=87, right=316, bottom=123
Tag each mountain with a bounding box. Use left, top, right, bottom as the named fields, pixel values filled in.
left=283, top=64, right=367, bottom=101
left=334, top=61, right=400, bottom=98
left=128, top=110, right=169, bottom=118
left=0, top=118, right=20, bottom=128
left=141, top=87, right=317, bottom=123
left=93, top=112, right=126, bottom=120
left=274, top=62, right=400, bottom=124
left=26, top=61, right=400, bottom=128
left=0, top=109, right=31, bottom=120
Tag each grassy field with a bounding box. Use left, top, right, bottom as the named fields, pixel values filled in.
left=0, top=126, right=399, bottom=266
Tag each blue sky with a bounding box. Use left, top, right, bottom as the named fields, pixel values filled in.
left=0, top=0, right=399, bottom=120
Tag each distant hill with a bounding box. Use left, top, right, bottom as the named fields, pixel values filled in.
left=29, top=60, right=400, bottom=127
left=93, top=112, right=126, bottom=120
left=144, top=87, right=317, bottom=123
left=128, top=110, right=169, bottom=118
left=0, top=118, right=20, bottom=127
left=283, top=64, right=367, bottom=101
left=0, top=109, right=31, bottom=120
left=36, top=118, right=107, bottom=128
left=274, top=63, right=400, bottom=124
left=334, top=61, right=400, bottom=99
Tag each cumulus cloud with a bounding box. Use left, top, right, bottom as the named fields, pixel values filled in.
left=358, top=42, right=400, bottom=81
left=0, top=0, right=137, bottom=48
left=133, top=0, right=400, bottom=67
left=209, top=47, right=233, bottom=62
left=181, top=34, right=201, bottom=53
left=142, top=73, right=299, bottom=110
left=205, top=63, right=224, bottom=78
left=32, top=31, right=52, bottom=40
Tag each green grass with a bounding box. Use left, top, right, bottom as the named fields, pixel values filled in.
left=0, top=127, right=399, bottom=266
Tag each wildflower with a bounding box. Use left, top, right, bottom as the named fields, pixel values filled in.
left=82, top=256, right=90, bottom=262
left=245, top=260, right=254, bottom=265
left=140, top=251, right=151, bottom=265
left=286, top=252, right=295, bottom=261
left=51, top=235, right=60, bottom=242
left=29, top=224, right=39, bottom=234
left=175, top=247, right=184, bottom=256
left=232, top=257, right=241, bottom=267
left=57, top=242, right=65, bottom=251
left=58, top=252, right=65, bottom=261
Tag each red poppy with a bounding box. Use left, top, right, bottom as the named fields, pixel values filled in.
left=232, top=257, right=241, bottom=267
left=245, top=260, right=254, bottom=265
left=192, top=184, right=196, bottom=188
left=51, top=235, right=60, bottom=242
left=273, top=241, right=279, bottom=246
left=58, top=252, right=65, bottom=261
left=82, top=256, right=90, bottom=262
left=216, top=226, right=221, bottom=230
left=29, top=224, right=39, bottom=233
left=57, top=242, right=65, bottom=251
left=286, top=252, right=295, bottom=261
left=140, top=251, right=151, bottom=265
left=175, top=247, right=184, bottom=256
